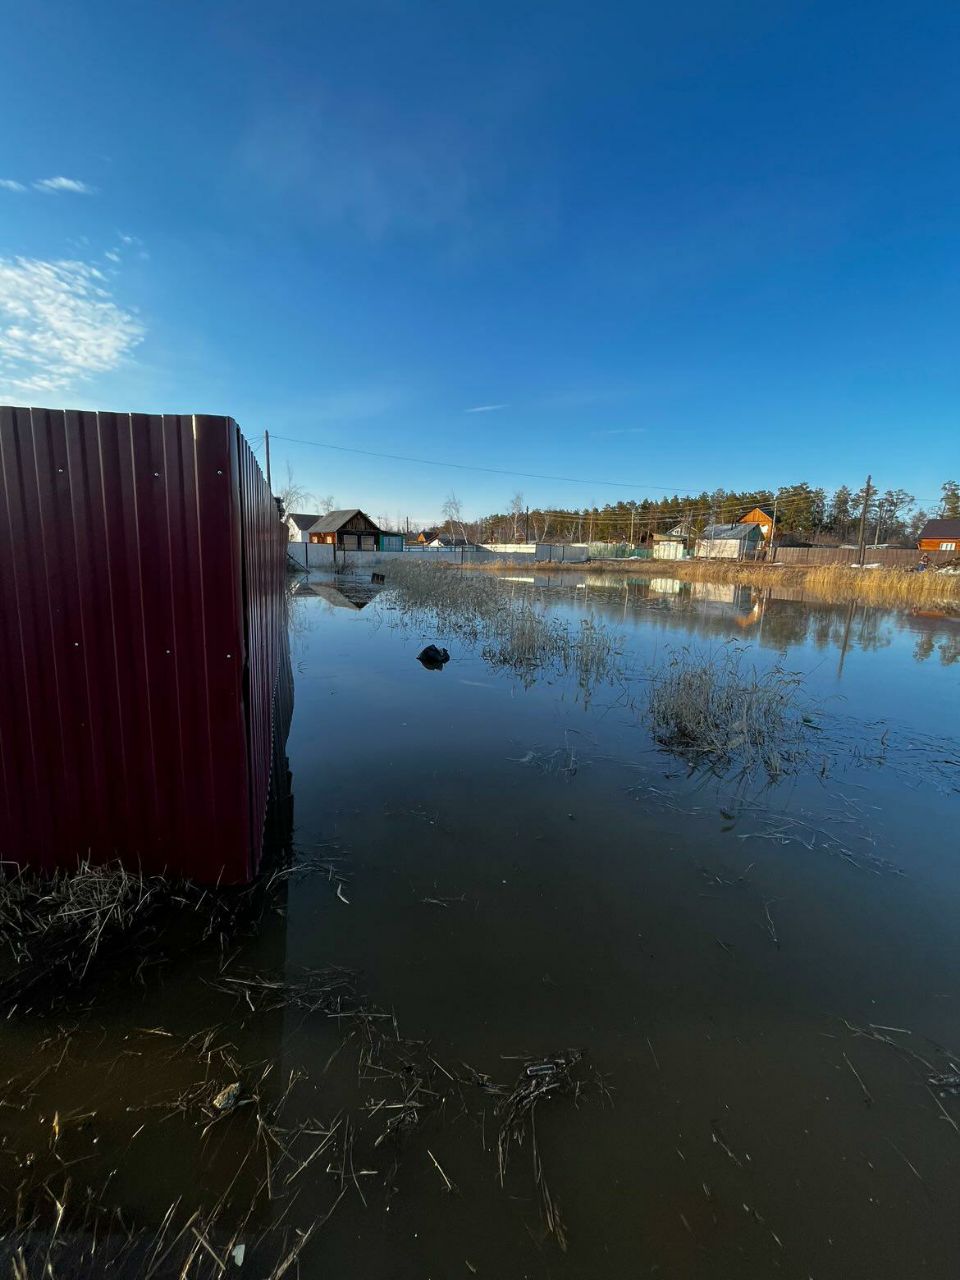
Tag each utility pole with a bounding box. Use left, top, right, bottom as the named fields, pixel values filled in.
left=769, top=494, right=778, bottom=561
left=264, top=429, right=272, bottom=493
left=629, top=507, right=635, bottom=547
left=525, top=506, right=530, bottom=543
left=856, top=474, right=873, bottom=565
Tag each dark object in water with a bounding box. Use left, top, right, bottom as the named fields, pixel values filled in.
left=417, top=645, right=450, bottom=671
left=929, top=1071, right=960, bottom=1095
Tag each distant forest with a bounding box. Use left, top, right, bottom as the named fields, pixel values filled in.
left=435, top=480, right=960, bottom=546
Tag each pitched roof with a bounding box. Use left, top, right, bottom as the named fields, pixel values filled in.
left=918, top=518, right=960, bottom=542
left=286, top=512, right=320, bottom=530
left=740, top=505, right=774, bottom=521
left=308, top=508, right=380, bottom=533
left=699, top=522, right=762, bottom=541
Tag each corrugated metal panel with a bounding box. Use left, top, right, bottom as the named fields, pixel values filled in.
left=236, top=427, right=287, bottom=878
left=0, top=406, right=286, bottom=882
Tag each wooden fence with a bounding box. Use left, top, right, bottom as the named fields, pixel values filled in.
left=771, top=546, right=954, bottom=568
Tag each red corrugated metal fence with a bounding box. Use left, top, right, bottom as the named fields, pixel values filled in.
left=0, top=406, right=287, bottom=881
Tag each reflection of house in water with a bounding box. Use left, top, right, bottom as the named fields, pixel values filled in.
left=648, top=577, right=683, bottom=595
left=295, top=578, right=383, bottom=610
left=687, top=581, right=739, bottom=605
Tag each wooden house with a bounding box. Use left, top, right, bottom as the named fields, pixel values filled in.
left=917, top=518, right=960, bottom=553
left=307, top=508, right=382, bottom=550
left=739, top=506, right=775, bottom=540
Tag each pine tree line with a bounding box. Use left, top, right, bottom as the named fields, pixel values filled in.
left=442, top=480, right=960, bottom=545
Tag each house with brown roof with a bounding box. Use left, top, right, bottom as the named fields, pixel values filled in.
left=307, top=509, right=382, bottom=550
left=917, top=518, right=960, bottom=553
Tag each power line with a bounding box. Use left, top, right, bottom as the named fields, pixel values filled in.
left=267, top=432, right=946, bottom=510
left=267, top=434, right=874, bottom=503
left=493, top=495, right=848, bottom=529
left=268, top=433, right=694, bottom=491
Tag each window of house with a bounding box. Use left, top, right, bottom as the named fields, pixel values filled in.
left=941, top=541, right=956, bottom=551
left=361, top=535, right=375, bottom=550
left=342, top=534, right=359, bottom=550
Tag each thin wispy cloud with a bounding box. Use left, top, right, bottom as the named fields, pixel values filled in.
left=0, top=256, right=144, bottom=398
left=0, top=179, right=26, bottom=193
left=33, top=176, right=97, bottom=195
left=116, top=233, right=150, bottom=261
left=465, top=403, right=507, bottom=413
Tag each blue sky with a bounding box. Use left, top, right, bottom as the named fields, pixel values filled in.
left=1, top=0, right=957, bottom=525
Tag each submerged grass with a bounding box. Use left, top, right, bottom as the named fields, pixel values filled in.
left=0, top=859, right=272, bottom=1014
left=383, top=563, right=825, bottom=778
left=0, top=853, right=610, bottom=1271
left=383, top=559, right=623, bottom=690
left=646, top=643, right=810, bottom=777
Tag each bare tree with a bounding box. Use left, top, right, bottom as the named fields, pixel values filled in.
left=317, top=494, right=336, bottom=515
left=441, top=491, right=469, bottom=543
left=509, top=491, right=525, bottom=542
left=879, top=488, right=915, bottom=541
left=275, top=462, right=314, bottom=516
left=907, top=508, right=929, bottom=542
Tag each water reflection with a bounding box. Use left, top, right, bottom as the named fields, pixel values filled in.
left=491, top=570, right=959, bottom=666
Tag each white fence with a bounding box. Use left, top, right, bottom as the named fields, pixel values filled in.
left=288, top=542, right=592, bottom=570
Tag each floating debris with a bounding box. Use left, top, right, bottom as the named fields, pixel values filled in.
left=212, top=1082, right=241, bottom=1112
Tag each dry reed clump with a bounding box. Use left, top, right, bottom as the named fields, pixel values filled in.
left=383, top=559, right=622, bottom=688
left=0, top=860, right=261, bottom=1013
left=793, top=563, right=960, bottom=609
left=593, top=558, right=960, bottom=609
left=647, top=644, right=809, bottom=777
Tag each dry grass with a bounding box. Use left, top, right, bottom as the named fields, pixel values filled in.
left=0, top=859, right=265, bottom=1013
left=646, top=644, right=810, bottom=777
left=592, top=558, right=960, bottom=609
left=382, top=559, right=622, bottom=689
left=433, top=554, right=960, bottom=609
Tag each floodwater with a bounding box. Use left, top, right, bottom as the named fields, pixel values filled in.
left=3, top=570, right=960, bottom=1278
